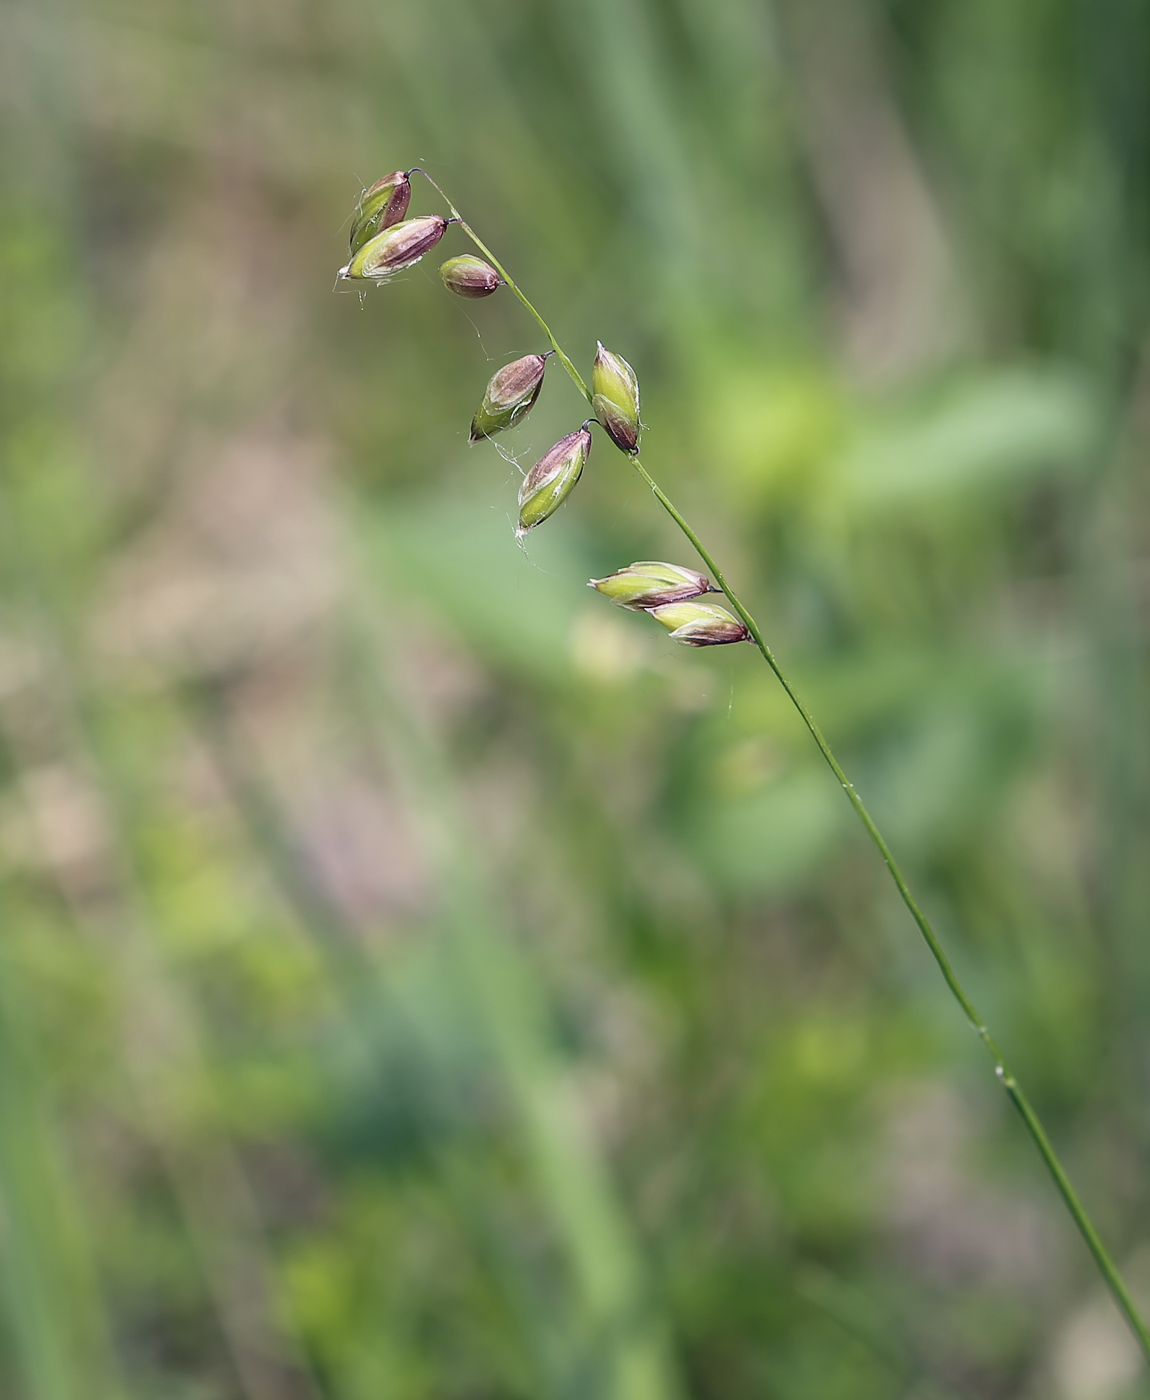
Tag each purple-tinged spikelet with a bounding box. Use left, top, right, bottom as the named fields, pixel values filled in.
left=340, top=215, right=449, bottom=281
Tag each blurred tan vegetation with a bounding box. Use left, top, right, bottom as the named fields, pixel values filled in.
left=1, top=0, right=1150, bottom=1397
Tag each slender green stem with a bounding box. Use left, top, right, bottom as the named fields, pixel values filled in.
left=425, top=174, right=1150, bottom=1365
left=626, top=458, right=1150, bottom=1362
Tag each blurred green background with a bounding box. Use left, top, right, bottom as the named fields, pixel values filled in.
left=2, top=0, right=1150, bottom=1396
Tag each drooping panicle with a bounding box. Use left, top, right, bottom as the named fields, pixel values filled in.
left=591, top=342, right=641, bottom=454
left=647, top=602, right=750, bottom=646
left=440, top=255, right=502, bottom=299
left=517, top=427, right=592, bottom=538
left=339, top=216, right=449, bottom=281
left=470, top=354, right=549, bottom=441
left=349, top=171, right=412, bottom=253
left=589, top=561, right=716, bottom=611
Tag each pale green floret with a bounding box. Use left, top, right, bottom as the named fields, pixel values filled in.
left=342, top=216, right=447, bottom=280
left=649, top=603, right=718, bottom=631
left=516, top=428, right=591, bottom=536
left=647, top=602, right=749, bottom=646
left=593, top=572, right=661, bottom=605
left=518, top=460, right=583, bottom=532
left=345, top=237, right=387, bottom=279
left=472, top=400, right=513, bottom=439
left=591, top=343, right=641, bottom=453
left=472, top=402, right=505, bottom=439
left=470, top=354, right=548, bottom=440
left=349, top=171, right=411, bottom=253
left=589, top=561, right=713, bottom=609
left=630, top=561, right=707, bottom=585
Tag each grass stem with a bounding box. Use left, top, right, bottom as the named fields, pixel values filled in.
left=422, top=172, right=1150, bottom=1365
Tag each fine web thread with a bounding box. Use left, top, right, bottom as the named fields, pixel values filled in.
left=413, top=171, right=1150, bottom=1366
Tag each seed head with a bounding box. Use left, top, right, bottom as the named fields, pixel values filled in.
left=589, top=561, right=717, bottom=611
left=339, top=215, right=449, bottom=281
left=647, top=602, right=750, bottom=646
left=470, top=354, right=549, bottom=441
left=517, top=427, right=592, bottom=538
left=440, top=254, right=502, bottom=299
left=349, top=171, right=412, bottom=253
left=591, top=342, right=641, bottom=455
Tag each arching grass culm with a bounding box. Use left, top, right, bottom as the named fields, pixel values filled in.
left=338, top=167, right=1150, bottom=1368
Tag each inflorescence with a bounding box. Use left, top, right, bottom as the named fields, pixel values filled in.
left=338, top=168, right=751, bottom=649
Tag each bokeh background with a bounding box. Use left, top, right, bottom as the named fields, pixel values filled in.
left=2, top=0, right=1150, bottom=1397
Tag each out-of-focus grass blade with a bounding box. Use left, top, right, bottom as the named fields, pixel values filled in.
left=0, top=949, right=121, bottom=1400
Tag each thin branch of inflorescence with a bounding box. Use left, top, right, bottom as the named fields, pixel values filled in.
left=409, top=169, right=591, bottom=404
left=402, top=169, right=1150, bottom=1365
